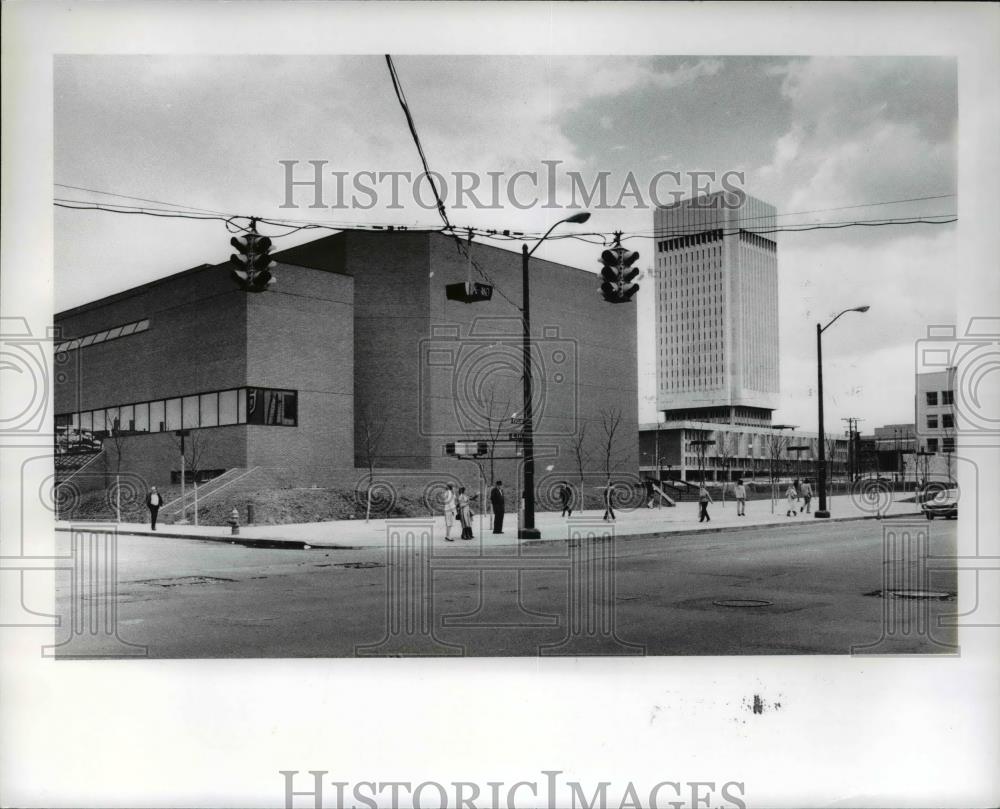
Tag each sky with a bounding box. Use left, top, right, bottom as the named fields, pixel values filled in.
left=53, top=54, right=958, bottom=436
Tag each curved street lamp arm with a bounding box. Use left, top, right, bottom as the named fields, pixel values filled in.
left=526, top=219, right=570, bottom=258
left=821, top=305, right=869, bottom=334
left=821, top=308, right=851, bottom=334
left=526, top=212, right=591, bottom=258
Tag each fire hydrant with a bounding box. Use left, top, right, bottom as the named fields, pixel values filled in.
left=228, top=507, right=240, bottom=535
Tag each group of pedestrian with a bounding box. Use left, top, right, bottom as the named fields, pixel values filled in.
left=429, top=474, right=817, bottom=539
left=442, top=480, right=507, bottom=541
left=784, top=478, right=814, bottom=517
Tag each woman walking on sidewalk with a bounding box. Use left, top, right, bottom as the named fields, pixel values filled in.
left=698, top=484, right=713, bottom=522
left=457, top=486, right=477, bottom=539
left=785, top=482, right=799, bottom=517
left=442, top=484, right=457, bottom=541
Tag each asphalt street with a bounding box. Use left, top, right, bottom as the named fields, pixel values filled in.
left=52, top=517, right=958, bottom=657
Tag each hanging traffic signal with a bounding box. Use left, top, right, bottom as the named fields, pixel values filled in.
left=599, top=232, right=640, bottom=303
left=600, top=246, right=622, bottom=302
left=231, top=219, right=276, bottom=292
left=619, top=249, right=641, bottom=302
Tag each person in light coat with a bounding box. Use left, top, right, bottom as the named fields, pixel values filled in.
left=785, top=482, right=799, bottom=517
left=442, top=484, right=457, bottom=541
left=734, top=479, right=747, bottom=517
left=457, top=486, right=477, bottom=540
left=698, top=484, right=714, bottom=523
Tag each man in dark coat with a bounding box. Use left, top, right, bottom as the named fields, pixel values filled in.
left=560, top=482, right=573, bottom=517
left=490, top=480, right=505, bottom=534
left=147, top=486, right=163, bottom=530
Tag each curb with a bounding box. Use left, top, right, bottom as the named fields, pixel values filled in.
left=53, top=525, right=364, bottom=551
left=523, top=509, right=923, bottom=547
left=57, top=509, right=922, bottom=551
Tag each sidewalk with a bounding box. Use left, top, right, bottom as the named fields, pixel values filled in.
left=56, top=494, right=922, bottom=550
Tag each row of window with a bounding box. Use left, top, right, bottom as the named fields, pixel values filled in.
left=927, top=414, right=954, bottom=430
left=657, top=229, right=725, bottom=253
left=55, top=387, right=298, bottom=434
left=925, top=390, right=955, bottom=406
left=926, top=438, right=955, bottom=453
left=54, top=319, right=150, bottom=353
left=738, top=230, right=777, bottom=252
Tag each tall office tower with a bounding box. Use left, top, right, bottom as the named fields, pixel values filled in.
left=653, top=190, right=779, bottom=426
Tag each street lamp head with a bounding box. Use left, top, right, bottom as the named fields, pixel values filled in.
left=854, top=305, right=870, bottom=313
left=564, top=211, right=591, bottom=225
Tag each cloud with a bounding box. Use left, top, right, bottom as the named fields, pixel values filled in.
left=751, top=56, right=956, bottom=219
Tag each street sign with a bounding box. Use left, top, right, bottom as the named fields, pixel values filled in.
left=510, top=416, right=525, bottom=425
left=445, top=282, right=494, bottom=303
left=507, top=431, right=523, bottom=442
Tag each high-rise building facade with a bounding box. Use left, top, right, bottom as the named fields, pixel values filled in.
left=652, top=191, right=779, bottom=426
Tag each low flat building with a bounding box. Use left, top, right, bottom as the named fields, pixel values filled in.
left=638, top=421, right=847, bottom=485
left=54, top=230, right=638, bottom=491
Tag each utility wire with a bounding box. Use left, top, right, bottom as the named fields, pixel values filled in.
left=384, top=55, right=451, bottom=231
left=55, top=200, right=957, bottom=241
left=54, top=183, right=232, bottom=216
left=383, top=54, right=522, bottom=311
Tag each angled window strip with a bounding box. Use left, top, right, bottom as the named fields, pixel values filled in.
left=52, top=319, right=149, bottom=352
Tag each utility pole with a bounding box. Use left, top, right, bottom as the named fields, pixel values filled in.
left=841, top=417, right=864, bottom=482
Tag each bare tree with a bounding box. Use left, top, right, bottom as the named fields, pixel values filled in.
left=480, top=381, right=515, bottom=510
left=357, top=404, right=387, bottom=522
left=690, top=430, right=715, bottom=486
left=764, top=431, right=788, bottom=512
left=569, top=420, right=591, bottom=509
left=105, top=410, right=127, bottom=522
left=598, top=407, right=626, bottom=480
left=173, top=430, right=214, bottom=524
left=174, top=430, right=212, bottom=482
left=715, top=431, right=737, bottom=506
left=825, top=436, right=842, bottom=495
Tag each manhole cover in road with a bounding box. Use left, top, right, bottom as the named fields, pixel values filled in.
left=864, top=589, right=955, bottom=600
left=713, top=598, right=773, bottom=608
left=138, top=575, right=236, bottom=587
left=886, top=589, right=955, bottom=600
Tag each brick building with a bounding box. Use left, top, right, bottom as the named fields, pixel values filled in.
left=54, top=230, right=638, bottom=492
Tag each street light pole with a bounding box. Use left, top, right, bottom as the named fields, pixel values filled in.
left=815, top=305, right=869, bottom=518
left=520, top=211, right=591, bottom=540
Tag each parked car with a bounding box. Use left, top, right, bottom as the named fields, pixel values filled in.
left=922, top=488, right=958, bottom=520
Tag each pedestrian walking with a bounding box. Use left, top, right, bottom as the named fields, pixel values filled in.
left=698, top=484, right=713, bottom=522
left=559, top=481, right=573, bottom=518
left=602, top=479, right=616, bottom=521
left=442, top=484, right=457, bottom=541
left=457, top=486, right=477, bottom=540
left=800, top=479, right=813, bottom=513
left=146, top=486, right=162, bottom=530
left=645, top=479, right=655, bottom=508
left=734, top=478, right=747, bottom=517
left=490, top=480, right=505, bottom=534
left=785, top=482, right=799, bottom=517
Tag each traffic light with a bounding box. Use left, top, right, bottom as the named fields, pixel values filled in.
left=600, top=247, right=622, bottom=302
left=231, top=220, right=276, bottom=292
left=619, top=249, right=641, bottom=302
left=599, top=232, right=641, bottom=303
